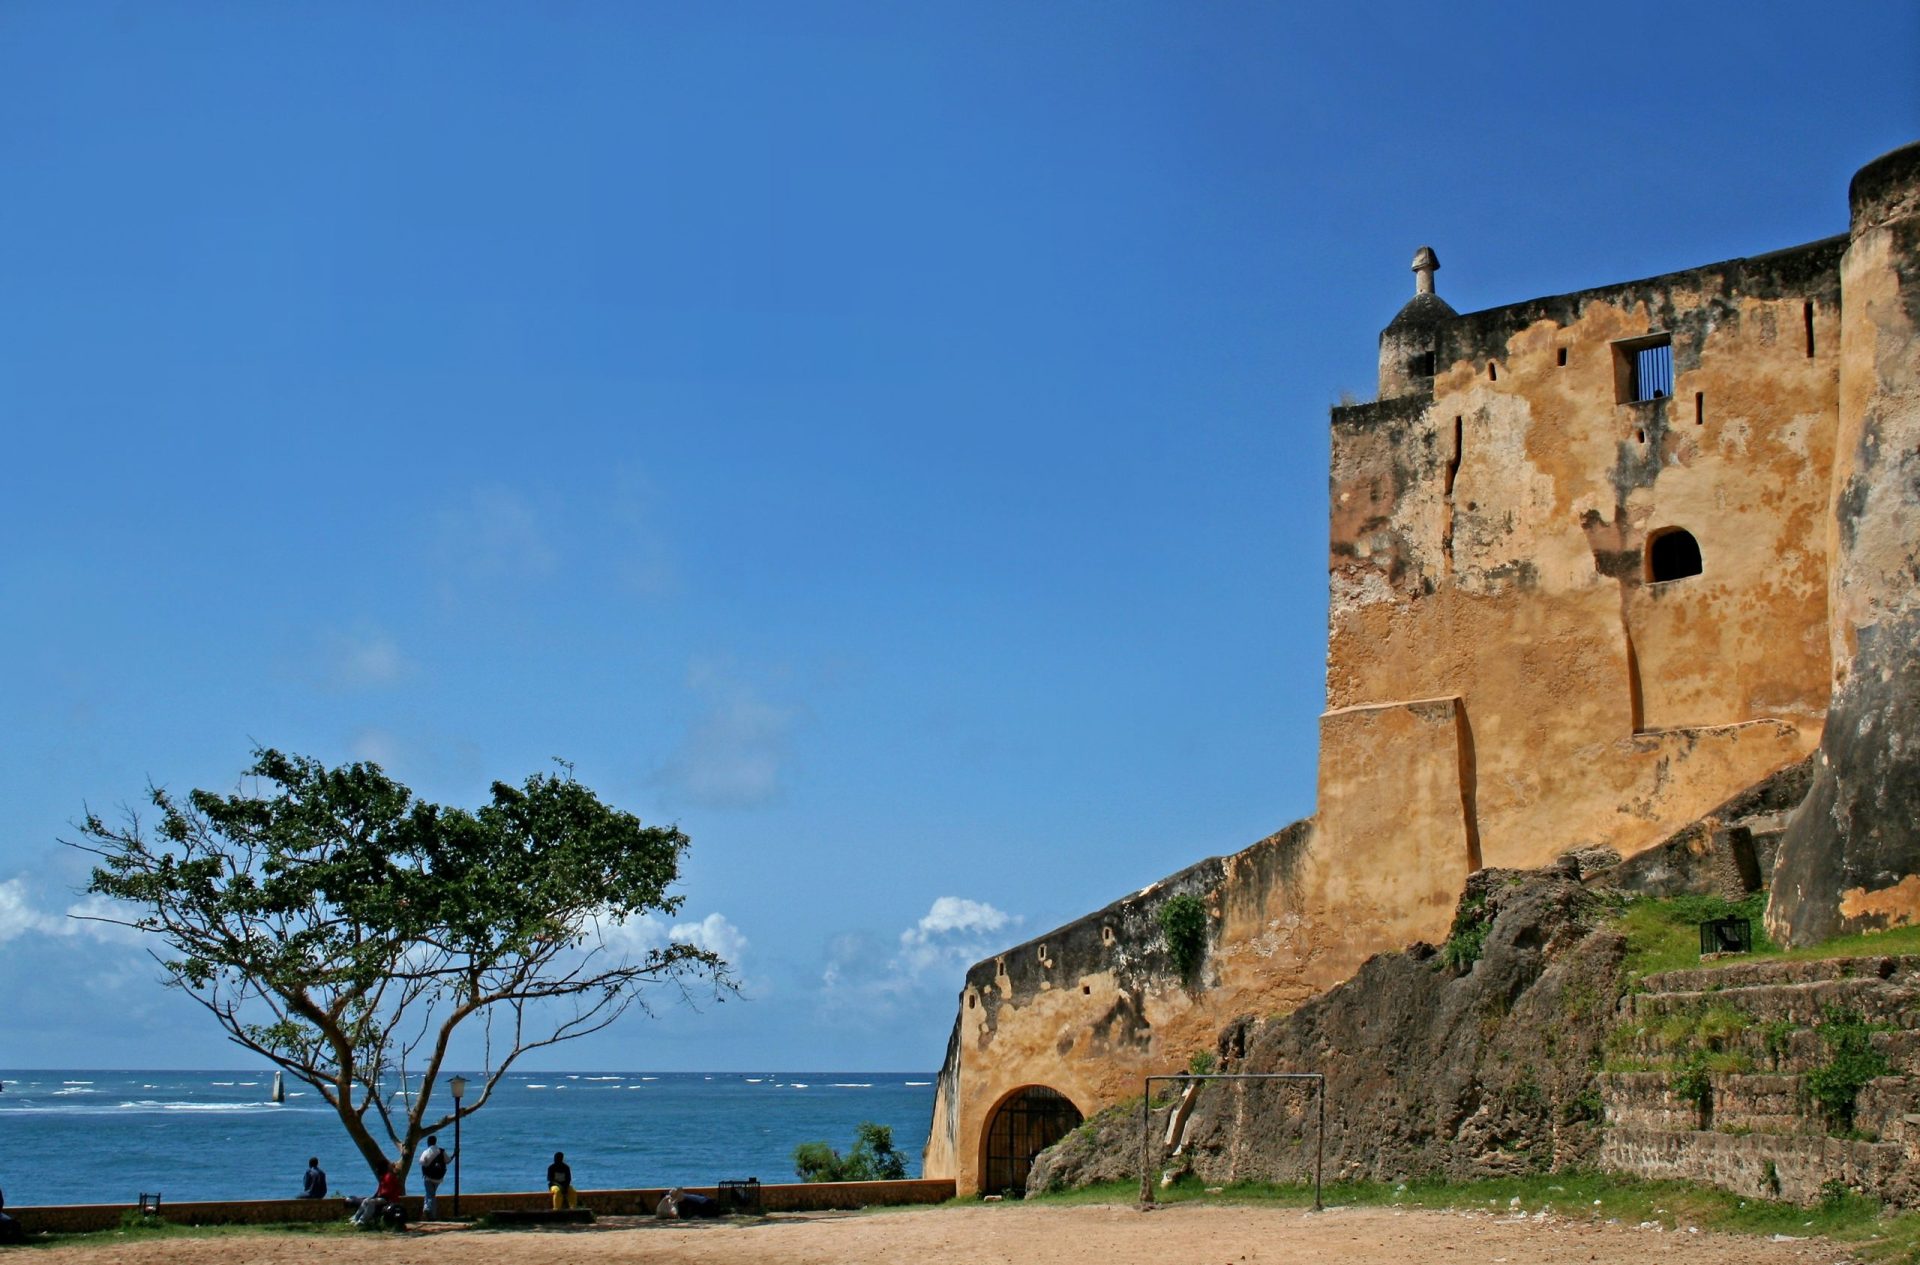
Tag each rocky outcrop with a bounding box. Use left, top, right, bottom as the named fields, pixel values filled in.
left=1029, top=863, right=1630, bottom=1193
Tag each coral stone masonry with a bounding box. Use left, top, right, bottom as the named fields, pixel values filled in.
left=923, top=141, right=1920, bottom=1198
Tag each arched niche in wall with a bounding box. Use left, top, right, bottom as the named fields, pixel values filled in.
left=1646, top=527, right=1704, bottom=582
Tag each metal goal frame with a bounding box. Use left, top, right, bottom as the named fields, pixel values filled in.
left=1138, top=1072, right=1325, bottom=1211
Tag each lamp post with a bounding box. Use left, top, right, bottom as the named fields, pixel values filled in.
left=448, top=1075, right=467, bottom=1218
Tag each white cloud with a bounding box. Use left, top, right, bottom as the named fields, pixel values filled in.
left=904, top=896, right=1014, bottom=942
left=320, top=626, right=411, bottom=689
left=0, top=878, right=60, bottom=942
left=63, top=894, right=148, bottom=945
left=670, top=913, right=748, bottom=965
left=820, top=896, right=1020, bottom=1008
left=587, top=911, right=669, bottom=957
left=649, top=661, right=798, bottom=808
left=0, top=880, right=144, bottom=946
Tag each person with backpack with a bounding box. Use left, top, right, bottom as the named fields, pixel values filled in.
left=417, top=1136, right=450, bottom=1219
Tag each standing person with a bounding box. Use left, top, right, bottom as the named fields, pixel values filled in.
left=417, top=1136, right=449, bottom=1219
left=546, top=1152, right=575, bottom=1210
left=300, top=1157, right=327, bottom=1199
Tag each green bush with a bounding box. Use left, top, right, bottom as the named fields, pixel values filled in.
left=793, top=1121, right=908, bottom=1183
left=1671, top=1051, right=1714, bottom=1126
left=1805, top=1008, right=1889, bottom=1132
left=1441, top=892, right=1492, bottom=972
left=1159, top=894, right=1209, bottom=977
left=1187, top=1050, right=1217, bottom=1076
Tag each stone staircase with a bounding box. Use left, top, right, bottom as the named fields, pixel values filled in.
left=1599, top=955, right=1920, bottom=1205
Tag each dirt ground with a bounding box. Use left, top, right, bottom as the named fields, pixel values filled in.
left=28, top=1202, right=1860, bottom=1265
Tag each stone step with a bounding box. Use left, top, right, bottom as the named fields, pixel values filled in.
left=1600, top=1126, right=1917, bottom=1206
left=1608, top=1026, right=1920, bottom=1075
left=1640, top=954, right=1920, bottom=996
left=1601, top=1071, right=1920, bottom=1142
left=1627, top=979, right=1920, bottom=1027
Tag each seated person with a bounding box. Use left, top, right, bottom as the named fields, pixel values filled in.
left=348, top=1161, right=406, bottom=1229
left=547, top=1152, right=576, bottom=1210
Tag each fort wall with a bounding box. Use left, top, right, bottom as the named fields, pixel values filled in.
left=926, top=143, right=1920, bottom=1197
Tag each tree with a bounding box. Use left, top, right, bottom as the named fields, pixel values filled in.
left=71, top=747, right=728, bottom=1182
left=791, top=1122, right=908, bottom=1182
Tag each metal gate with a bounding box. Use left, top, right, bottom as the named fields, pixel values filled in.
left=983, top=1085, right=1084, bottom=1195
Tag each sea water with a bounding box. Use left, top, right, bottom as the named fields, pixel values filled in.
left=0, top=1070, right=937, bottom=1207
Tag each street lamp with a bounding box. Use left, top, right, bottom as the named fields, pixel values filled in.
left=448, top=1075, right=468, bottom=1218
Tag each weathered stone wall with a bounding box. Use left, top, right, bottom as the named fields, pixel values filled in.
left=1770, top=141, right=1920, bottom=944
left=923, top=145, right=1920, bottom=1195
left=1329, top=240, right=1840, bottom=874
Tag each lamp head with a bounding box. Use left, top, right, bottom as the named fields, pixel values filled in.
left=448, top=1074, right=468, bottom=1100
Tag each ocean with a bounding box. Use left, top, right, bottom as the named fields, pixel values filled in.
left=0, top=1069, right=937, bottom=1208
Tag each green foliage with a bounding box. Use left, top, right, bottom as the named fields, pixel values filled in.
left=1560, top=1087, right=1603, bottom=1125
left=1187, top=1050, right=1217, bottom=1076
left=1762, top=1018, right=1797, bottom=1069
left=69, top=747, right=729, bottom=1181
left=1670, top=1051, right=1713, bottom=1124
left=1805, top=1008, right=1890, bottom=1132
left=1158, top=894, right=1209, bottom=977
left=1440, top=891, right=1492, bottom=972
left=792, top=1121, right=909, bottom=1183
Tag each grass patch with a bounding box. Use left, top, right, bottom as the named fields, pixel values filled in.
left=1612, top=889, right=1920, bottom=985
left=1613, top=890, right=1775, bottom=979
left=1024, top=1171, right=1920, bottom=1259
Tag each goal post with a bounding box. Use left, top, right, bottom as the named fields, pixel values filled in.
left=1138, top=1072, right=1325, bottom=1211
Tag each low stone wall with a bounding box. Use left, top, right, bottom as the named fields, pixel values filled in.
left=6, top=1178, right=956, bottom=1235
left=1601, top=1127, right=1918, bottom=1206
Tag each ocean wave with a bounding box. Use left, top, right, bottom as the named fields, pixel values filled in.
left=829, top=1083, right=873, bottom=1089
left=583, top=1076, right=623, bottom=1082
left=789, top=1083, right=810, bottom=1089
left=525, top=1084, right=547, bottom=1089
left=62, top=1080, right=94, bottom=1086
left=904, top=1081, right=932, bottom=1086
left=53, top=1087, right=100, bottom=1096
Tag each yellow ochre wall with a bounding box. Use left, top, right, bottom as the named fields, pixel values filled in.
left=925, top=203, right=1863, bottom=1195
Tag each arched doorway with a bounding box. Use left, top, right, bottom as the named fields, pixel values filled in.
left=981, top=1085, right=1084, bottom=1196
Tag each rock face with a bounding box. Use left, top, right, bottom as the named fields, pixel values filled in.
left=1029, top=864, right=1630, bottom=1193
left=1770, top=142, right=1920, bottom=946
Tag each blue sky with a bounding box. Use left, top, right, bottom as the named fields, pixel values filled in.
left=2, top=2, right=1915, bottom=1072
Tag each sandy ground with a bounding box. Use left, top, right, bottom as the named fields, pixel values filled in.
left=27, top=1202, right=1860, bottom=1265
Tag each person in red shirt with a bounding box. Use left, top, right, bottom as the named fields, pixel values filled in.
left=350, top=1160, right=406, bottom=1229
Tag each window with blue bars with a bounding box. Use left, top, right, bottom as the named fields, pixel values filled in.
left=1629, top=338, right=1673, bottom=401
